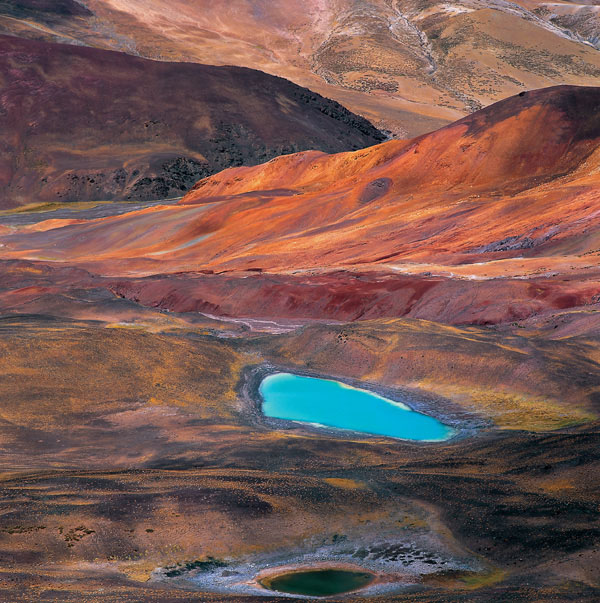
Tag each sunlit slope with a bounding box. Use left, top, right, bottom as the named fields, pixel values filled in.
left=2, top=85, right=600, bottom=325
left=3, top=85, right=599, bottom=276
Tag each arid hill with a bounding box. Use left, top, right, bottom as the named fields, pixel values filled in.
left=1, top=1, right=600, bottom=136
left=0, top=34, right=383, bottom=209
left=2, top=85, right=600, bottom=326
left=3, top=85, right=598, bottom=268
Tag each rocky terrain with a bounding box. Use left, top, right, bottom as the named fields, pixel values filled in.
left=2, top=85, right=599, bottom=326
left=0, top=1, right=599, bottom=596
left=516, top=1, right=600, bottom=48
left=0, top=275, right=598, bottom=602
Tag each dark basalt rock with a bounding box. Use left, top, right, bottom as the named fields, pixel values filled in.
left=359, top=177, right=392, bottom=204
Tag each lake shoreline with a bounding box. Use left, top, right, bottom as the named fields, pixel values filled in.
left=237, top=363, right=489, bottom=444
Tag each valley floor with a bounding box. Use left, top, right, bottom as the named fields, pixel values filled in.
left=0, top=294, right=598, bottom=601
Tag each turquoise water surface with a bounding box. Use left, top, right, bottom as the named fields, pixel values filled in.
left=259, top=373, right=454, bottom=441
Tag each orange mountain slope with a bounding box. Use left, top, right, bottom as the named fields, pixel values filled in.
left=2, top=85, right=599, bottom=270
left=2, top=1, right=600, bottom=136
left=1, top=85, right=600, bottom=325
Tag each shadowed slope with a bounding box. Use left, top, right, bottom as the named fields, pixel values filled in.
left=0, top=35, right=384, bottom=209
left=0, top=0, right=91, bottom=17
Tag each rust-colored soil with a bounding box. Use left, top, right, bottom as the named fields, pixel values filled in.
left=2, top=86, right=600, bottom=327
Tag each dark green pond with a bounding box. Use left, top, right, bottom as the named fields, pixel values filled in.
left=259, top=568, right=375, bottom=597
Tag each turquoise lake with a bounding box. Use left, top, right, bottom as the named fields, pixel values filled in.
left=259, top=373, right=455, bottom=441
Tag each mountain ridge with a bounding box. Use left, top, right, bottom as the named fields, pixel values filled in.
left=2, top=1, right=600, bottom=136
left=3, top=85, right=599, bottom=267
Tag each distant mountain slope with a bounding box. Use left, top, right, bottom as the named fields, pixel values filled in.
left=0, top=34, right=384, bottom=209
left=514, top=1, right=600, bottom=49
left=1, top=1, right=599, bottom=137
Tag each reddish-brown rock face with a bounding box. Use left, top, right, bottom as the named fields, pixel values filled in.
left=0, top=35, right=383, bottom=209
